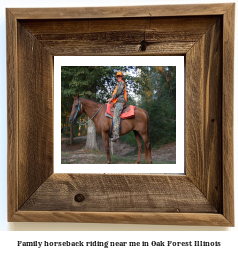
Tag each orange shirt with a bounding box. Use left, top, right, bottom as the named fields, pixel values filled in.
left=111, top=80, right=127, bottom=103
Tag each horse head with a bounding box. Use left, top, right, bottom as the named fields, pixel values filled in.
left=69, top=94, right=83, bottom=124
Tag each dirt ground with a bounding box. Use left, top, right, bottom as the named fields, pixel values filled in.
left=61, top=136, right=176, bottom=164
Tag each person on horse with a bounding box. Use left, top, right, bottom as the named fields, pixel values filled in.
left=108, top=71, right=127, bottom=142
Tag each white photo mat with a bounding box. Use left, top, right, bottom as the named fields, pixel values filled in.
left=54, top=56, right=184, bottom=173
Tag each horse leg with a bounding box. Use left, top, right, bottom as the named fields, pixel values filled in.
left=140, top=132, right=152, bottom=164
left=102, top=132, right=111, bottom=164
left=133, top=130, right=142, bottom=164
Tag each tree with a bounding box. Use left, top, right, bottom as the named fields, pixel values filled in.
left=61, top=66, right=145, bottom=149
left=85, top=119, right=98, bottom=150
left=137, top=66, right=176, bottom=147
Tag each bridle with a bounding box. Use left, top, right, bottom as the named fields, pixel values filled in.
left=73, top=98, right=83, bottom=121
left=73, top=98, right=104, bottom=126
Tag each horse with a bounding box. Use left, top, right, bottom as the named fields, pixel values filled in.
left=69, top=94, right=152, bottom=164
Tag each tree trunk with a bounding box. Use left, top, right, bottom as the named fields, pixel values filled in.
left=158, top=66, right=174, bottom=99
left=70, top=123, right=74, bottom=146
left=85, top=118, right=98, bottom=150
left=66, top=117, right=68, bottom=134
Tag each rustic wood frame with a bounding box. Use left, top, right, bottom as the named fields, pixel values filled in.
left=7, top=4, right=234, bottom=226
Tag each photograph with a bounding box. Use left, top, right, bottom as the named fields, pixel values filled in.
left=54, top=56, right=184, bottom=173
left=61, top=66, right=176, bottom=165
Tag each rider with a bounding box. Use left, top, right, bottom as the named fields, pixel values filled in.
left=108, top=71, right=127, bottom=142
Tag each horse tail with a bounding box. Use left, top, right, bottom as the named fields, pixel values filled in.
left=142, top=109, right=151, bottom=163
left=143, top=109, right=150, bottom=139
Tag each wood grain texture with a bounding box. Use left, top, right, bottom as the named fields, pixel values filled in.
left=11, top=211, right=232, bottom=226
left=222, top=4, right=235, bottom=226
left=186, top=18, right=222, bottom=212
left=6, top=4, right=234, bottom=225
left=18, top=23, right=53, bottom=208
left=8, top=4, right=233, bottom=19
left=37, top=41, right=193, bottom=56
left=19, top=17, right=218, bottom=56
left=20, top=17, right=218, bottom=34
left=20, top=174, right=217, bottom=213
left=6, top=9, right=18, bottom=221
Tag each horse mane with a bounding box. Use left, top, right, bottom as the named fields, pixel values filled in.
left=81, top=97, right=103, bottom=106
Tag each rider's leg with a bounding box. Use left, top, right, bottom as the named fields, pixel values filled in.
left=112, top=103, right=123, bottom=142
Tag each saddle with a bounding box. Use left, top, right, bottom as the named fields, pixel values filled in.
left=105, top=103, right=136, bottom=119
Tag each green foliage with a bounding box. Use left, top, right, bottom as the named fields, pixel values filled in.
left=138, top=66, right=176, bottom=147
left=118, top=66, right=176, bottom=148
left=61, top=66, right=148, bottom=130
left=61, top=65, right=177, bottom=148
left=61, top=132, right=70, bottom=138
left=120, top=131, right=138, bottom=148
left=141, top=99, right=176, bottom=147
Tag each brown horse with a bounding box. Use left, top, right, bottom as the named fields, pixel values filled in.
left=69, top=95, right=152, bottom=164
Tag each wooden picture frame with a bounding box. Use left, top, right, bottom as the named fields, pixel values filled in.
left=7, top=4, right=234, bottom=226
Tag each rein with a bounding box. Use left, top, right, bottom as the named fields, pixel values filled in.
left=75, top=98, right=104, bottom=126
